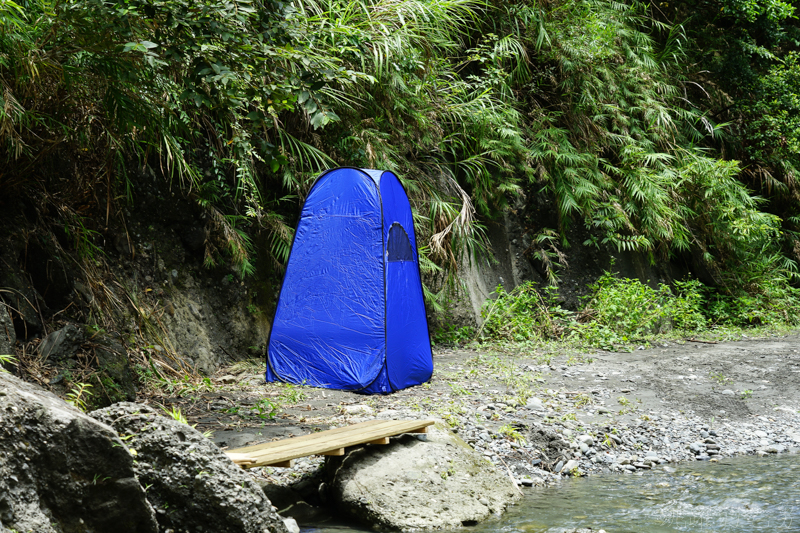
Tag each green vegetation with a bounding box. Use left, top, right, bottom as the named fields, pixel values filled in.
left=498, top=424, right=526, bottom=444
left=0, top=353, right=17, bottom=373
left=472, top=266, right=800, bottom=350
left=161, top=405, right=190, bottom=425
left=65, top=382, right=94, bottom=412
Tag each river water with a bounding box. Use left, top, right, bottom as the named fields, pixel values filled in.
left=301, top=454, right=800, bottom=532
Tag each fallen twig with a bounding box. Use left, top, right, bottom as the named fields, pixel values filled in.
left=687, top=338, right=718, bottom=344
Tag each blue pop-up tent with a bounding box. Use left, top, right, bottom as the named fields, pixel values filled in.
left=265, top=167, right=433, bottom=393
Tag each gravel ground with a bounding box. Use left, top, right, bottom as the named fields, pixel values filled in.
left=164, top=333, right=800, bottom=492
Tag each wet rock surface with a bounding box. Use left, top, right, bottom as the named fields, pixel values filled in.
left=91, top=402, right=289, bottom=533
left=324, top=423, right=520, bottom=531
left=0, top=372, right=158, bottom=533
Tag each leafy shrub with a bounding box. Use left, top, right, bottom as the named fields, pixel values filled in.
left=706, top=283, right=800, bottom=327
left=432, top=325, right=476, bottom=346
left=576, top=272, right=708, bottom=347
left=671, top=280, right=708, bottom=331
left=478, top=283, right=573, bottom=341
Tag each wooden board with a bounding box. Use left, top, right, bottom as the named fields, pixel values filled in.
left=225, top=419, right=435, bottom=468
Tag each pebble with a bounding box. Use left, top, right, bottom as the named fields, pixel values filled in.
left=561, top=460, right=580, bottom=474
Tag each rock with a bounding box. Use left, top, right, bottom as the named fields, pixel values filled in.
left=721, top=390, right=734, bottom=396
left=561, top=460, right=580, bottom=474
left=577, top=434, right=594, bottom=446
left=526, top=397, right=544, bottom=410
left=324, top=423, right=520, bottom=531
left=342, top=404, right=374, bottom=416
left=39, top=324, right=84, bottom=361
left=91, top=402, right=288, bottom=533
left=0, top=372, right=158, bottom=533
left=0, top=303, right=15, bottom=358
left=527, top=427, right=571, bottom=470
left=518, top=476, right=539, bottom=487
left=283, top=517, right=300, bottom=533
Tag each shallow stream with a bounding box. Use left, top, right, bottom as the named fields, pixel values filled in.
left=301, top=454, right=800, bottom=532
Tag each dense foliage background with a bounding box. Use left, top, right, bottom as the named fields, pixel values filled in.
left=1, top=0, right=799, bottom=320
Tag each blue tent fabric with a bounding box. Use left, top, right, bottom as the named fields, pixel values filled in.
left=266, top=168, right=433, bottom=393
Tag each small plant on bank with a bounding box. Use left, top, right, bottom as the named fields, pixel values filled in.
left=251, top=398, right=279, bottom=420
left=498, top=424, right=526, bottom=444
left=161, top=405, right=214, bottom=437
left=66, top=383, right=93, bottom=412
left=741, top=389, right=753, bottom=400
left=0, top=353, right=17, bottom=373
left=277, top=382, right=307, bottom=404
left=709, top=372, right=733, bottom=386
left=443, top=414, right=460, bottom=428
left=574, top=393, right=592, bottom=408
left=448, top=383, right=472, bottom=396
left=162, top=405, right=189, bottom=424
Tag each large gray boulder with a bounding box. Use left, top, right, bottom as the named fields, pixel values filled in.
left=324, top=423, right=520, bottom=531
left=0, top=372, right=158, bottom=533
left=91, top=402, right=289, bottom=533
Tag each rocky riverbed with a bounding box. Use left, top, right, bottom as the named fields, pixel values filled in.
left=152, top=333, right=800, bottom=524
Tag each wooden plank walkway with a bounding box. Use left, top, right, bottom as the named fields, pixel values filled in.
left=225, top=419, right=435, bottom=468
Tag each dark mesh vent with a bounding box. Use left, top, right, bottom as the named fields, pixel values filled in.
left=387, top=223, right=413, bottom=262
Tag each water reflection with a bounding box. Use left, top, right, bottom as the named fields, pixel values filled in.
left=302, top=454, right=800, bottom=533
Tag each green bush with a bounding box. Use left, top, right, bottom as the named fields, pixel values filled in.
left=471, top=270, right=800, bottom=349
left=575, top=273, right=707, bottom=348
left=478, top=283, right=572, bottom=342
left=706, top=284, right=800, bottom=327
